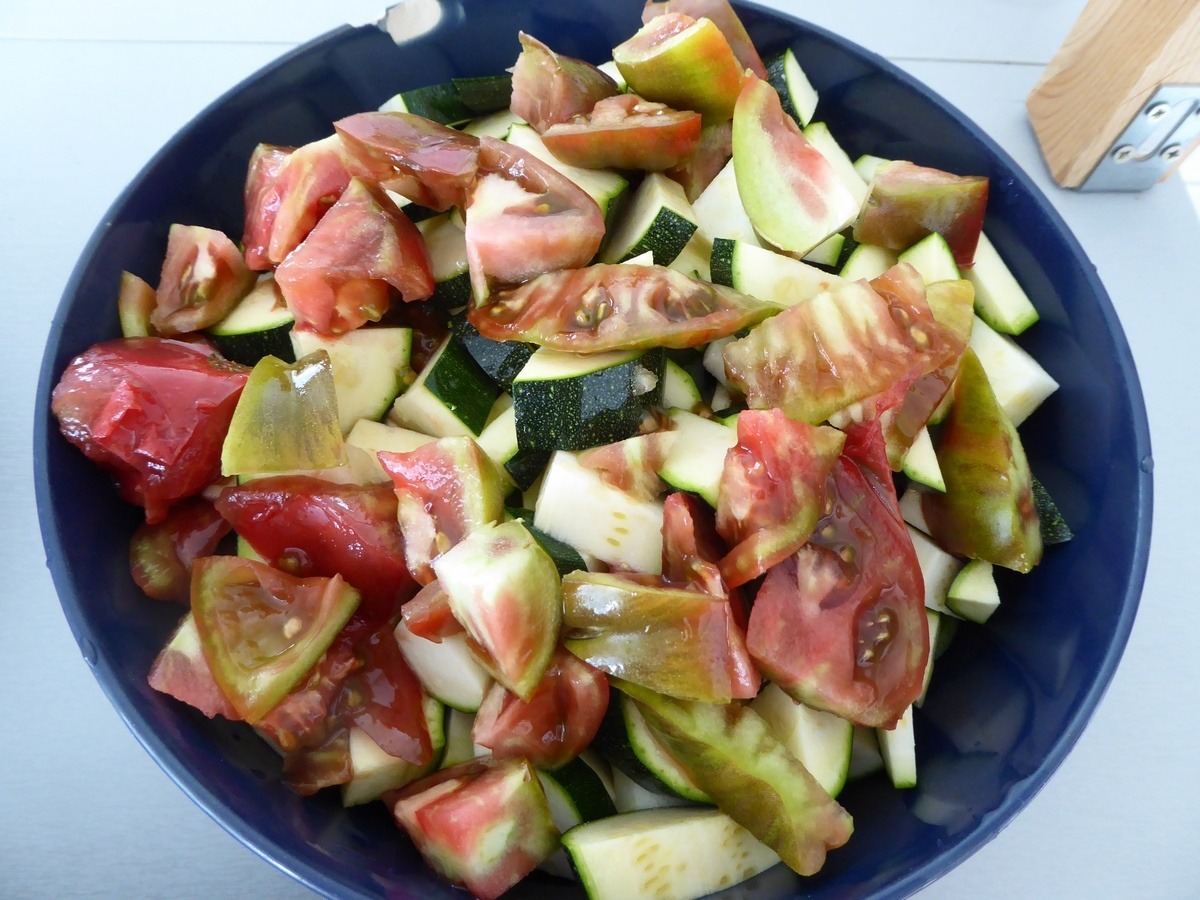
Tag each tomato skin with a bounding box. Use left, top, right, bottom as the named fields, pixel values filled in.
left=472, top=646, right=609, bottom=770
left=334, top=112, right=481, bottom=211
left=746, top=425, right=928, bottom=729
left=267, top=135, right=355, bottom=265
left=542, top=94, right=702, bottom=171
left=214, top=475, right=416, bottom=627
left=400, top=581, right=465, bottom=642
left=275, top=178, right=434, bottom=336
left=344, top=626, right=433, bottom=767
left=510, top=32, right=620, bottom=132
left=191, top=556, right=361, bottom=723
left=257, top=633, right=360, bottom=752
left=469, top=263, right=774, bottom=352
left=242, top=143, right=294, bottom=271
left=51, top=338, right=248, bottom=523
left=151, top=225, right=256, bottom=336
left=716, top=410, right=846, bottom=588
left=661, top=492, right=747, bottom=630
left=129, top=497, right=231, bottom=602
left=642, top=0, right=767, bottom=79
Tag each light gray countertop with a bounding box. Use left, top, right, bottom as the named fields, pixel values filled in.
left=2, top=1, right=1197, bottom=897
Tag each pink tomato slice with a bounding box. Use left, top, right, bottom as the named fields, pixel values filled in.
left=641, top=0, right=767, bottom=79
left=267, top=135, right=355, bottom=265
left=578, top=430, right=676, bottom=501
left=666, top=120, right=732, bottom=201
left=510, top=32, right=620, bottom=132
left=542, top=94, right=702, bottom=171
left=242, top=143, right=294, bottom=271
left=151, top=225, right=256, bottom=336
left=400, top=581, right=466, bottom=642
left=344, top=626, right=433, bottom=767
left=256, top=633, right=360, bottom=752
left=148, top=613, right=240, bottom=720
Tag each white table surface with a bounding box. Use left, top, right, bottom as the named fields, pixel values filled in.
left=3, top=1, right=1198, bottom=897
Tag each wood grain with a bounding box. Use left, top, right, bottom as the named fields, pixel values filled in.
left=1027, top=0, right=1200, bottom=187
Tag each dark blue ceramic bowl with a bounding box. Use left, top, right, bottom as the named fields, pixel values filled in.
left=34, top=1, right=1152, bottom=897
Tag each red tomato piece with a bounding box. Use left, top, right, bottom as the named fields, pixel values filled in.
left=344, top=626, right=433, bottom=767
left=191, top=556, right=361, bottom=723
left=393, top=757, right=559, bottom=900
left=401, top=581, right=466, bottom=642
left=214, top=475, right=417, bottom=628
left=577, top=431, right=675, bottom=501
left=267, top=135, right=355, bottom=265
left=151, top=225, right=256, bottom=336
left=148, top=614, right=240, bottom=720
left=661, top=491, right=746, bottom=630
left=542, top=94, right=702, bottom=171
left=472, top=646, right=609, bottom=770
left=51, top=338, right=248, bottom=523
left=465, top=137, right=605, bottom=299
left=510, top=32, right=620, bottom=132
left=666, top=120, right=732, bottom=201
left=257, top=633, right=360, bottom=752
left=334, top=112, right=481, bottom=211
left=129, top=497, right=231, bottom=602
left=642, top=0, right=767, bottom=78
left=242, top=143, right=294, bottom=271
left=469, top=263, right=774, bottom=351
left=716, top=410, right=846, bottom=588
left=275, top=178, right=434, bottom=336
left=746, top=424, right=929, bottom=729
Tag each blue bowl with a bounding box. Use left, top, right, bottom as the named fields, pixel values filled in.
left=34, top=1, right=1152, bottom=897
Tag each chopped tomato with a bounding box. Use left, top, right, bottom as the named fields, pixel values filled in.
left=257, top=633, right=360, bottom=752
left=282, top=722, right=353, bottom=796
left=151, top=225, right=256, bottom=336
left=275, top=178, right=434, bottom=335
left=472, top=646, right=609, bottom=770
left=469, top=263, right=775, bottom=351
left=393, top=757, right=559, bottom=900
left=666, top=120, right=732, bottom=201
left=642, top=0, right=767, bottom=79
left=562, top=571, right=760, bottom=702
left=465, top=137, right=605, bottom=299
left=267, top=135, right=354, bottom=264
left=661, top=491, right=747, bottom=629
left=148, top=614, right=239, bottom=720
left=377, top=437, right=506, bottom=585
left=578, top=431, right=675, bottom=500
left=334, top=112, right=480, bottom=211
left=191, top=556, right=361, bottom=722
left=746, top=422, right=929, bottom=729
left=51, top=338, right=249, bottom=523
left=242, top=143, right=294, bottom=270
left=716, top=410, right=845, bottom=587
left=344, top=626, right=432, bottom=767
left=542, top=94, right=702, bottom=171
left=510, top=32, right=620, bottom=132
left=400, top=581, right=465, bottom=642
left=129, top=497, right=231, bottom=602
left=214, top=475, right=417, bottom=628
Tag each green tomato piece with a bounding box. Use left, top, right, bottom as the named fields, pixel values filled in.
left=117, top=271, right=157, bottom=338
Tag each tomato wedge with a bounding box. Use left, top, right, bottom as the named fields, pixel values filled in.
left=465, top=137, right=605, bottom=300
left=148, top=613, right=240, bottom=720
left=256, top=633, right=360, bottom=752
left=717, top=410, right=846, bottom=588
left=393, top=758, right=559, bottom=900
left=191, top=556, right=361, bottom=722
left=267, top=135, right=355, bottom=265
left=642, top=0, right=767, bottom=79
left=214, top=475, right=417, bottom=627
left=562, top=571, right=760, bottom=702
left=472, top=646, right=609, bottom=770
left=151, top=225, right=256, bottom=336
left=542, top=94, right=702, bottom=171
left=469, top=263, right=775, bottom=351
left=510, top=32, right=620, bottom=132
left=129, top=497, right=231, bottom=602
left=666, top=120, right=732, bottom=201
left=334, top=112, right=480, bottom=211
left=746, top=423, right=928, bottom=729
left=661, top=492, right=747, bottom=630
left=578, top=431, right=676, bottom=500
left=344, top=626, right=433, bottom=767
left=51, top=338, right=249, bottom=523
left=275, top=178, right=433, bottom=335
left=401, top=580, right=465, bottom=642
left=242, top=143, right=294, bottom=271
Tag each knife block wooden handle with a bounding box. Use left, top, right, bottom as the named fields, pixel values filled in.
left=1027, top=0, right=1200, bottom=188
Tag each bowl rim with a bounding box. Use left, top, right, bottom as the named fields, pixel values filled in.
left=33, top=2, right=1153, bottom=898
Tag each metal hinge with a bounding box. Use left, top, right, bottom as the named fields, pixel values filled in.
left=1080, top=84, right=1200, bottom=192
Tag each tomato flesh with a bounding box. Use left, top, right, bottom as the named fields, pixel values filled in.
left=190, top=556, right=361, bottom=722
left=401, top=581, right=465, bottom=642
left=642, top=0, right=767, bottom=79
left=242, top=143, right=294, bottom=271
left=52, top=338, right=248, bottom=523
left=746, top=422, right=928, bottom=729
left=661, top=491, right=747, bottom=630
left=129, top=497, right=231, bottom=602
left=542, top=94, right=702, bottom=171
left=151, top=225, right=256, bottom=336
left=275, top=178, right=433, bottom=335
left=472, top=646, right=609, bottom=770
left=148, top=614, right=240, bottom=720
left=257, top=633, right=360, bottom=752
left=470, top=263, right=775, bottom=352
left=666, top=120, right=732, bottom=201
left=510, top=32, right=620, bottom=132
left=344, top=626, right=433, bottom=767
left=578, top=431, right=674, bottom=501
left=267, top=135, right=355, bottom=265
left=215, top=475, right=416, bottom=627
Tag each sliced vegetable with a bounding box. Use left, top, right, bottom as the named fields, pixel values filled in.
left=117, top=271, right=157, bottom=338
left=389, top=335, right=501, bottom=438
left=969, top=314, right=1059, bottom=426
left=766, top=47, right=818, bottom=125
left=509, top=32, right=620, bottom=132
left=802, top=121, right=869, bottom=208
left=601, top=173, right=699, bottom=266
left=292, top=327, right=412, bottom=433
left=242, top=143, right=294, bottom=270
left=129, top=498, right=231, bottom=603
left=543, top=94, right=701, bottom=171
left=946, top=558, right=1001, bottom=623
left=1032, top=476, right=1073, bottom=544
left=207, top=277, right=296, bottom=367
left=266, top=135, right=354, bottom=264
left=342, top=693, right=445, bottom=806
left=152, top=225, right=256, bottom=336
left=964, top=232, right=1040, bottom=334
left=877, top=705, right=917, bottom=789
left=148, top=612, right=239, bottom=719
left=395, top=618, right=492, bottom=713
left=665, top=119, right=732, bottom=201
left=751, top=683, right=854, bottom=798
left=709, top=238, right=843, bottom=306
left=661, top=491, right=746, bottom=623
left=692, top=157, right=759, bottom=245
left=450, top=314, right=535, bottom=392
left=642, top=0, right=767, bottom=78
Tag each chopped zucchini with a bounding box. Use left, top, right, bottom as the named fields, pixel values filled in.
left=802, top=232, right=846, bottom=267
left=908, top=525, right=965, bottom=617
left=602, top=173, right=698, bottom=266
left=450, top=314, right=534, bottom=392
left=964, top=232, right=1040, bottom=334
left=207, top=277, right=296, bottom=366
left=394, top=620, right=492, bottom=713
left=877, top=706, right=917, bottom=790
left=476, top=395, right=551, bottom=491
left=291, top=327, right=413, bottom=434
left=766, top=47, right=818, bottom=125
left=838, top=243, right=898, bottom=280
left=902, top=427, right=945, bottom=492
left=1032, top=476, right=1073, bottom=544
left=898, top=232, right=961, bottom=285
left=656, top=409, right=737, bottom=507
left=692, top=158, right=760, bottom=246
left=417, top=212, right=471, bottom=310
left=389, top=335, right=501, bottom=437
left=946, top=559, right=1001, bottom=623
left=660, top=359, right=702, bottom=412
left=969, top=316, right=1059, bottom=426
left=342, top=695, right=446, bottom=806
left=802, top=121, right=869, bottom=208
left=710, top=238, right=843, bottom=307
left=751, top=683, right=853, bottom=798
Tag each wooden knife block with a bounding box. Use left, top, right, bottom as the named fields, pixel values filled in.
left=1027, top=0, right=1200, bottom=190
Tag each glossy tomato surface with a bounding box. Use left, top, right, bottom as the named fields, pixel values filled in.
left=35, top=3, right=1150, bottom=899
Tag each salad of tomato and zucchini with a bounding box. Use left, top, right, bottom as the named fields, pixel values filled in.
left=50, top=2, right=1072, bottom=898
